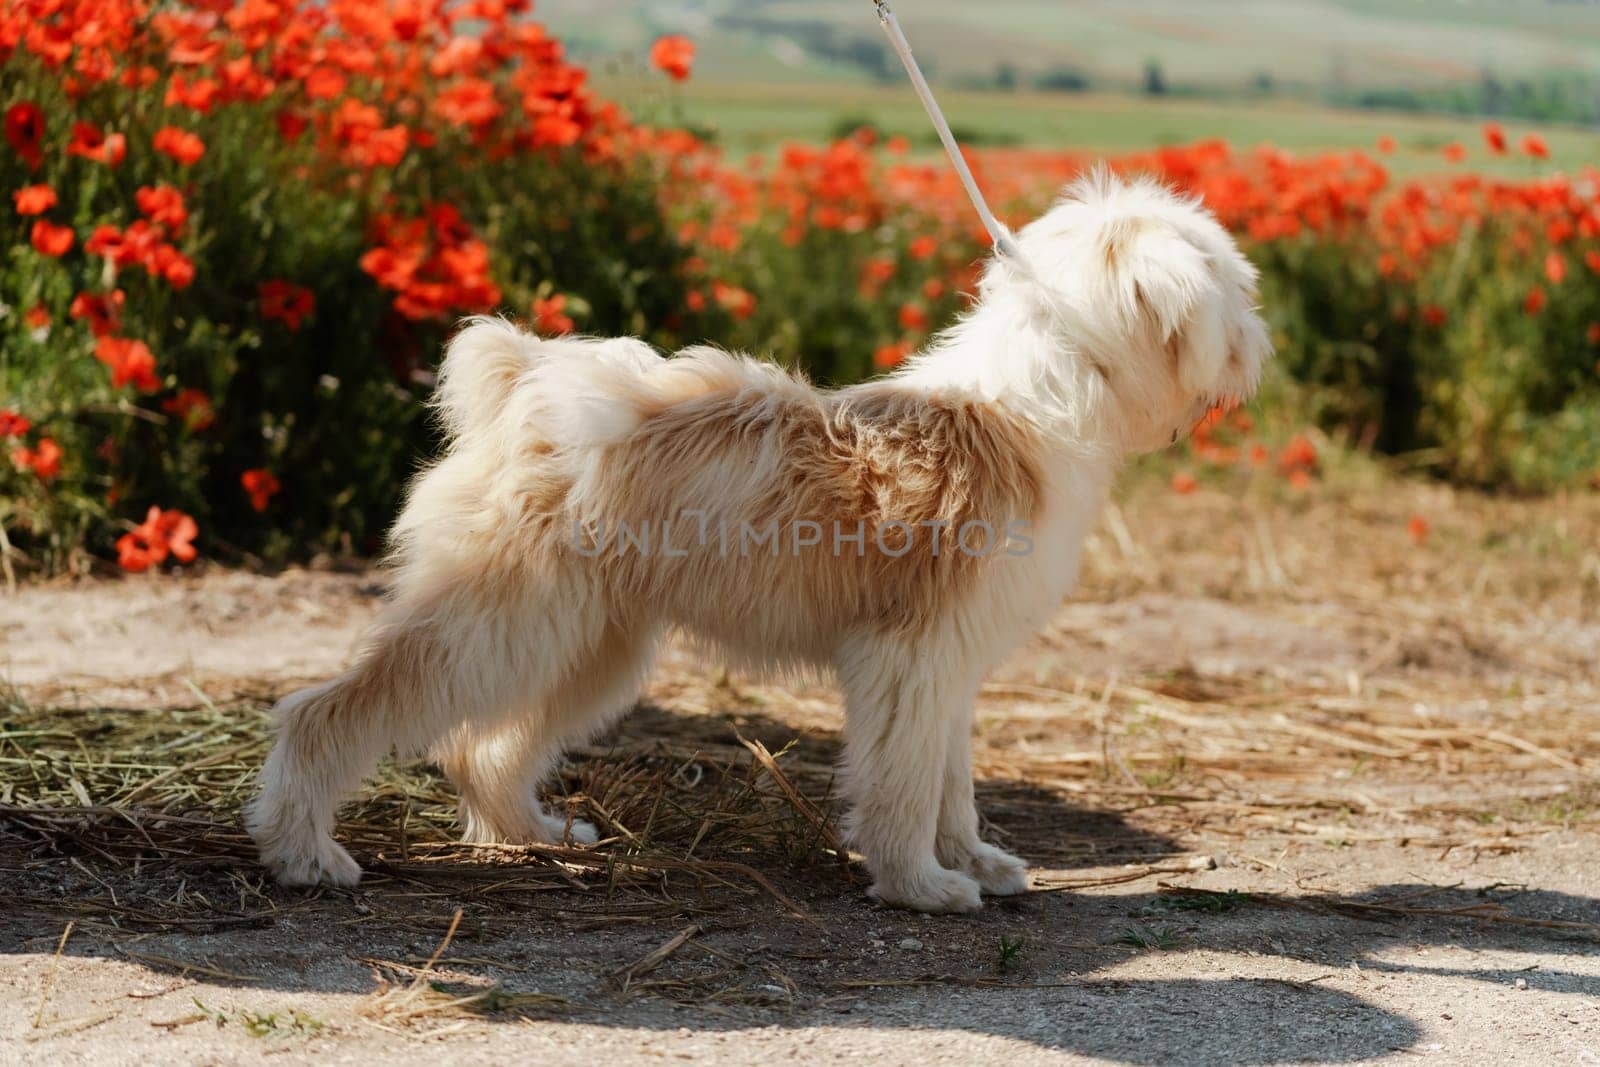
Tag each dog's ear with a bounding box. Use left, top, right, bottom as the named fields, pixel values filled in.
left=1106, top=219, right=1231, bottom=396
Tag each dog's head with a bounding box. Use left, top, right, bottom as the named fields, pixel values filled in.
left=1008, top=171, right=1272, bottom=453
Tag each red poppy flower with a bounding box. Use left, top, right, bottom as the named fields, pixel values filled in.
left=1520, top=134, right=1549, bottom=160
left=360, top=205, right=501, bottom=320
left=276, top=109, right=309, bottom=143
left=650, top=35, right=695, bottom=82
left=151, top=245, right=195, bottom=289
left=152, top=126, right=206, bottom=165
left=11, top=437, right=62, bottom=480
left=30, top=220, right=74, bottom=256
left=116, top=506, right=198, bottom=572
left=0, top=410, right=32, bottom=438
left=1523, top=286, right=1546, bottom=316
left=1482, top=123, right=1507, bottom=155
left=66, top=122, right=127, bottom=166
left=873, top=341, right=909, bottom=369
left=162, top=388, right=215, bottom=431
left=95, top=336, right=160, bottom=391
left=908, top=235, right=938, bottom=260
left=1589, top=323, right=1600, bottom=346
left=1375, top=136, right=1396, bottom=155
left=1406, top=515, right=1430, bottom=545
left=84, top=224, right=128, bottom=261
left=433, top=78, right=503, bottom=129
left=1278, top=434, right=1318, bottom=474
left=24, top=304, right=50, bottom=330
left=304, top=67, right=348, bottom=100
left=259, top=280, right=316, bottom=330
left=13, top=184, right=57, bottom=215
left=240, top=468, right=281, bottom=512
left=532, top=293, right=575, bottom=335
left=1421, top=305, right=1446, bottom=327
left=898, top=303, right=928, bottom=331
left=1170, top=471, right=1198, bottom=495
left=711, top=281, right=754, bottom=320
left=1194, top=405, right=1227, bottom=434
left=1587, top=251, right=1600, bottom=275
left=860, top=257, right=896, bottom=291
left=135, top=185, right=188, bottom=232
left=5, top=102, right=44, bottom=169
left=70, top=290, right=126, bottom=337
left=1545, top=251, right=1567, bottom=285
left=164, top=73, right=219, bottom=113
left=1442, top=142, right=1466, bottom=163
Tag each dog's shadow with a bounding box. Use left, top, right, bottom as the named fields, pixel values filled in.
left=4, top=701, right=1597, bottom=1064
left=560, top=700, right=1182, bottom=874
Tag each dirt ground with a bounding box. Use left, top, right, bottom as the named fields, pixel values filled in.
left=2, top=477, right=1598, bottom=1065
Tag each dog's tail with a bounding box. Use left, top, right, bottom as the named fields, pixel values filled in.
left=434, top=317, right=665, bottom=447
left=435, top=317, right=808, bottom=456
left=434, top=317, right=542, bottom=439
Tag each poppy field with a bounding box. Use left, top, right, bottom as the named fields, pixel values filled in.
left=3, top=0, right=1599, bottom=577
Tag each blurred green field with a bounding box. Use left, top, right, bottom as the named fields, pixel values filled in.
left=560, top=0, right=1600, bottom=171
left=549, top=0, right=1600, bottom=97
left=607, top=79, right=1598, bottom=175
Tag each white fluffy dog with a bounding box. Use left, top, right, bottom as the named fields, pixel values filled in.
left=246, top=173, right=1271, bottom=913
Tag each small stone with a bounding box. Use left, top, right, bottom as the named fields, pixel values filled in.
left=1515, top=978, right=1528, bottom=990
left=899, top=938, right=924, bottom=951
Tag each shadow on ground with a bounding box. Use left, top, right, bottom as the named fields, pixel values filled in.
left=4, top=699, right=1598, bottom=1063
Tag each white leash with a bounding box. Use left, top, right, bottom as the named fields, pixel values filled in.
left=871, top=0, right=1024, bottom=262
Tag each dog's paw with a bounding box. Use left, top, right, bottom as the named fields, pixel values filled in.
left=257, top=831, right=362, bottom=887
left=967, top=843, right=1030, bottom=896
left=460, top=800, right=598, bottom=847
left=539, top=812, right=598, bottom=846
left=869, top=864, right=983, bottom=914
left=246, top=787, right=363, bottom=887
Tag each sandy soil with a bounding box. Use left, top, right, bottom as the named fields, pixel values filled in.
left=2, top=481, right=1598, bottom=1065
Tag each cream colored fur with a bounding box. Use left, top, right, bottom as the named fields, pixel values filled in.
left=246, top=173, right=1271, bottom=912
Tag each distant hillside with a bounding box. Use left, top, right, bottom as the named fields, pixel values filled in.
left=537, top=0, right=1600, bottom=122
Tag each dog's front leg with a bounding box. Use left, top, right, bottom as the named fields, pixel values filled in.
left=935, top=695, right=1030, bottom=896
left=836, top=639, right=983, bottom=914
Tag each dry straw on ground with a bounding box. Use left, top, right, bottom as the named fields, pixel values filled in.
left=2, top=473, right=1598, bottom=1022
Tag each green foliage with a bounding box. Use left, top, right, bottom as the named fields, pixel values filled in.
left=1118, top=923, right=1182, bottom=950
left=995, top=934, right=1026, bottom=971
left=1257, top=224, right=1600, bottom=490
left=1136, top=890, right=1252, bottom=917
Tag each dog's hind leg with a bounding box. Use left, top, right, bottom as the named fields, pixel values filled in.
left=435, top=622, right=660, bottom=848
left=835, top=637, right=984, bottom=914
left=933, top=697, right=1030, bottom=896
left=246, top=573, right=604, bottom=886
